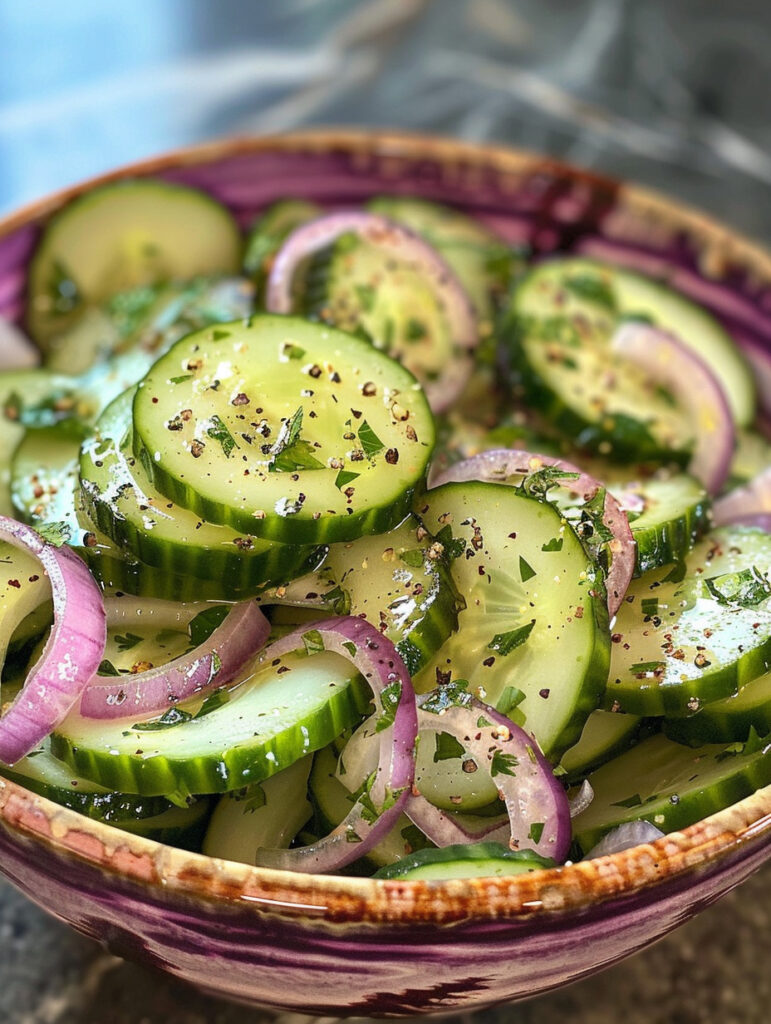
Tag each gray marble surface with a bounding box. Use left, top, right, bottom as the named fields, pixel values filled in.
left=1, top=1, right=770, bottom=1020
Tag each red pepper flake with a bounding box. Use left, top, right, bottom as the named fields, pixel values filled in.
left=539, top=688, right=550, bottom=699
left=231, top=393, right=250, bottom=406
left=7, top=579, right=20, bottom=589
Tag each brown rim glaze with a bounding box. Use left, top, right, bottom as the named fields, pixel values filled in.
left=2, top=129, right=771, bottom=927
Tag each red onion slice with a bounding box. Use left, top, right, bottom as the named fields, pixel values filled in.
left=404, top=796, right=509, bottom=847
left=406, top=696, right=572, bottom=863
left=79, top=600, right=270, bottom=720
left=584, top=820, right=665, bottom=859
left=0, top=317, right=40, bottom=369
left=256, top=616, right=418, bottom=874
left=0, top=517, right=105, bottom=764
left=713, top=467, right=771, bottom=530
left=265, top=211, right=478, bottom=413
left=612, top=323, right=735, bottom=496
left=431, top=448, right=635, bottom=618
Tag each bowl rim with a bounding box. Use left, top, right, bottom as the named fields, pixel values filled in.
left=2, top=127, right=771, bottom=925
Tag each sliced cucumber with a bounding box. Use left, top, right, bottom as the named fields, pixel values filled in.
left=121, top=796, right=213, bottom=850
left=45, top=276, right=254, bottom=376
left=0, top=740, right=176, bottom=824
left=414, top=482, right=610, bottom=760
left=263, top=514, right=461, bottom=673
left=606, top=528, right=771, bottom=716
left=665, top=669, right=771, bottom=745
left=52, top=649, right=370, bottom=797
left=202, top=756, right=312, bottom=864
left=81, top=389, right=323, bottom=593
left=610, top=474, right=712, bottom=575
left=571, top=731, right=771, bottom=855
left=302, top=231, right=474, bottom=400
left=132, top=315, right=435, bottom=544
left=373, top=842, right=553, bottom=881
left=505, top=258, right=754, bottom=460
left=244, top=199, right=321, bottom=298
left=366, top=196, right=519, bottom=323
left=0, top=541, right=52, bottom=668
left=728, top=429, right=771, bottom=488
left=558, top=710, right=644, bottom=784
left=27, top=180, right=242, bottom=346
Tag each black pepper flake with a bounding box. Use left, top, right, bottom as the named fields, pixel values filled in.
left=361, top=381, right=377, bottom=396
left=308, top=365, right=322, bottom=378
left=385, top=448, right=399, bottom=465
left=190, top=440, right=205, bottom=458
left=539, top=688, right=550, bottom=698
left=232, top=393, right=250, bottom=406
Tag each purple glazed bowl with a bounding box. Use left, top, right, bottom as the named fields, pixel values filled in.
left=2, top=131, right=771, bottom=1017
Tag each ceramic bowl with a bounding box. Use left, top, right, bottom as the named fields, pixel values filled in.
left=1, top=131, right=771, bottom=1018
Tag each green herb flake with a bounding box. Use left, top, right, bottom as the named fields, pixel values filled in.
left=206, top=414, right=238, bottom=458
left=434, top=524, right=466, bottom=560
left=354, top=283, right=376, bottom=313
left=399, top=548, right=425, bottom=569
left=421, top=679, right=472, bottom=714
left=269, top=406, right=324, bottom=473
left=193, top=687, right=230, bottom=720
left=630, top=661, right=666, bottom=676
left=342, top=640, right=357, bottom=658
left=188, top=605, right=230, bottom=648
left=114, top=632, right=143, bottom=652
left=495, top=686, right=526, bottom=716
left=518, top=466, right=579, bottom=501
left=132, top=707, right=194, bottom=732
left=334, top=469, right=360, bottom=490
left=433, top=731, right=466, bottom=762
left=169, top=374, right=194, bottom=385
left=400, top=823, right=432, bottom=853
left=98, top=659, right=123, bottom=677
left=36, top=521, right=72, bottom=548
left=541, top=537, right=563, bottom=552
left=405, top=318, right=427, bottom=342
left=301, top=629, right=325, bottom=656
left=489, top=620, right=535, bottom=656
left=641, top=598, right=659, bottom=617
left=704, top=566, right=771, bottom=608
left=491, top=749, right=518, bottom=778
left=358, top=420, right=385, bottom=460
left=211, top=329, right=230, bottom=341
left=376, top=679, right=402, bottom=733
left=528, top=821, right=545, bottom=844
left=323, top=584, right=351, bottom=616
left=563, top=273, right=616, bottom=311
left=283, top=342, right=306, bottom=360
left=519, top=557, right=537, bottom=583
left=476, top=715, right=493, bottom=728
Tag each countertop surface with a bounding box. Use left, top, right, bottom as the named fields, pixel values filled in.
left=1, top=1, right=771, bottom=1021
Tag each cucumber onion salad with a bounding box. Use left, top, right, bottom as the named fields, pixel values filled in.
left=0, top=181, right=770, bottom=881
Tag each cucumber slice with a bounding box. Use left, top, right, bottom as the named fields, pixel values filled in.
left=27, top=180, right=242, bottom=346
left=202, top=756, right=312, bottom=864
left=728, top=429, right=771, bottom=488
left=121, top=797, right=213, bottom=850
left=373, top=842, right=553, bottom=881
left=610, top=474, right=712, bottom=575
left=505, top=258, right=754, bottom=460
left=80, top=389, right=323, bottom=593
left=132, top=315, right=435, bottom=544
left=45, top=276, right=254, bottom=376
left=414, top=482, right=611, bottom=760
left=302, top=232, right=474, bottom=400
left=0, top=540, right=52, bottom=668
left=0, top=740, right=176, bottom=823
left=264, top=514, right=461, bottom=673
left=51, top=650, right=370, bottom=797
left=571, top=731, right=771, bottom=855
left=606, top=528, right=771, bottom=717
left=309, top=745, right=414, bottom=868
left=244, top=199, right=321, bottom=297
left=366, top=196, right=519, bottom=322
left=665, top=669, right=771, bottom=745
left=558, top=710, right=643, bottom=784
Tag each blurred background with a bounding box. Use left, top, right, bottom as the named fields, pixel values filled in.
left=2, top=0, right=771, bottom=240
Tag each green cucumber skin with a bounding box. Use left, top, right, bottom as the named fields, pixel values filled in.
left=558, top=710, right=644, bottom=785
left=51, top=667, right=372, bottom=797
left=664, top=670, right=771, bottom=746
left=632, top=492, right=712, bottom=576
left=120, top=798, right=214, bottom=851
left=605, top=529, right=771, bottom=718
left=373, top=842, right=553, bottom=881
left=501, top=310, right=690, bottom=465
left=80, top=390, right=325, bottom=594
left=571, top=732, right=771, bottom=855
left=131, top=315, right=435, bottom=545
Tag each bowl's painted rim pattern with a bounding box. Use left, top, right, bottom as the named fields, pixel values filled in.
left=2, top=129, right=771, bottom=926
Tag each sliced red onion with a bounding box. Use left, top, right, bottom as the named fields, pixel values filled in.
left=612, top=323, right=735, bottom=496
left=584, top=820, right=665, bottom=860
left=0, top=517, right=105, bottom=764
left=256, top=616, right=418, bottom=874
left=713, top=466, right=771, bottom=529
left=568, top=779, right=594, bottom=818
left=404, top=795, right=509, bottom=847
left=265, top=211, right=478, bottom=412
left=406, top=696, right=572, bottom=862
left=79, top=600, right=270, bottom=720
left=0, top=317, right=40, bottom=369
left=431, top=448, right=635, bottom=618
